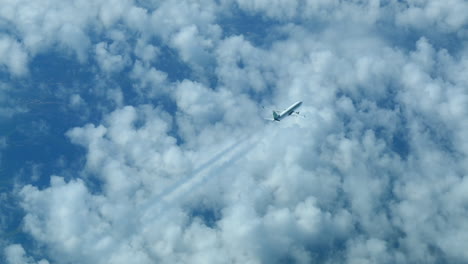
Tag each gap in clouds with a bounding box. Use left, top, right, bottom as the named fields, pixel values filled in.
left=0, top=49, right=114, bottom=260
left=155, top=44, right=192, bottom=82
left=380, top=25, right=464, bottom=57
left=0, top=53, right=93, bottom=258
left=219, top=6, right=283, bottom=48
left=0, top=52, right=98, bottom=190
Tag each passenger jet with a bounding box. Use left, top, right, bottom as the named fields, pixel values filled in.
left=266, top=101, right=303, bottom=121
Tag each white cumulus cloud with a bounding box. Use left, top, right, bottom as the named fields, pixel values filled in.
left=1, top=0, right=468, bottom=263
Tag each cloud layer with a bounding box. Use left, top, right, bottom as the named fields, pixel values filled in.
left=1, top=0, right=468, bottom=263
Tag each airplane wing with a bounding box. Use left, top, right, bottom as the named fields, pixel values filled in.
left=292, top=112, right=306, bottom=118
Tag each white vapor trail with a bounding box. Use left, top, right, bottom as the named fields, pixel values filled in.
left=140, top=129, right=263, bottom=222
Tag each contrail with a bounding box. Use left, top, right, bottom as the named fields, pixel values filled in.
left=164, top=132, right=261, bottom=204
left=140, top=132, right=259, bottom=221
left=184, top=133, right=262, bottom=199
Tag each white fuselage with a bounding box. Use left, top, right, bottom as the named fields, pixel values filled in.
left=275, top=101, right=302, bottom=121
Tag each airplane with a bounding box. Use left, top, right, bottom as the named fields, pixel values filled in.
left=265, top=101, right=303, bottom=121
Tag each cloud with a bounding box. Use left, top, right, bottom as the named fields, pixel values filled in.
left=0, top=35, right=28, bottom=75
left=234, top=0, right=299, bottom=20
left=1, top=0, right=468, bottom=263
left=3, top=244, right=49, bottom=264
left=129, top=61, right=168, bottom=98
left=95, top=41, right=130, bottom=73
left=0, top=0, right=97, bottom=59
left=215, top=35, right=273, bottom=94
left=395, top=0, right=468, bottom=32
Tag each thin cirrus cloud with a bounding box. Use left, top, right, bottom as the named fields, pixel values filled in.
left=1, top=0, right=468, bottom=263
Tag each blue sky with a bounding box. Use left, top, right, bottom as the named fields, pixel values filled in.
left=1, top=0, right=468, bottom=263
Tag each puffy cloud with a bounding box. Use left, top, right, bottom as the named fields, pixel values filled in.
left=95, top=41, right=131, bottom=73
left=69, top=94, right=86, bottom=108
left=3, top=244, right=49, bottom=264
left=0, top=35, right=28, bottom=75
left=231, top=0, right=383, bottom=25
left=234, top=0, right=299, bottom=20
left=129, top=60, right=168, bottom=97
left=2, top=0, right=468, bottom=263
left=395, top=0, right=468, bottom=32
left=0, top=0, right=98, bottom=59
left=66, top=105, right=193, bottom=199
left=134, top=39, right=159, bottom=63
left=215, top=35, right=273, bottom=94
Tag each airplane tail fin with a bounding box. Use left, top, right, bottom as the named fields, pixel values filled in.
left=272, top=111, right=280, bottom=121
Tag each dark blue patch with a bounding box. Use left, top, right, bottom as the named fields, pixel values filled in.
left=218, top=6, right=282, bottom=48
left=375, top=83, right=399, bottom=111
left=189, top=206, right=221, bottom=228
left=0, top=103, right=87, bottom=188
left=391, top=131, right=410, bottom=159
left=0, top=52, right=100, bottom=256
left=377, top=19, right=463, bottom=57
left=152, top=44, right=192, bottom=83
